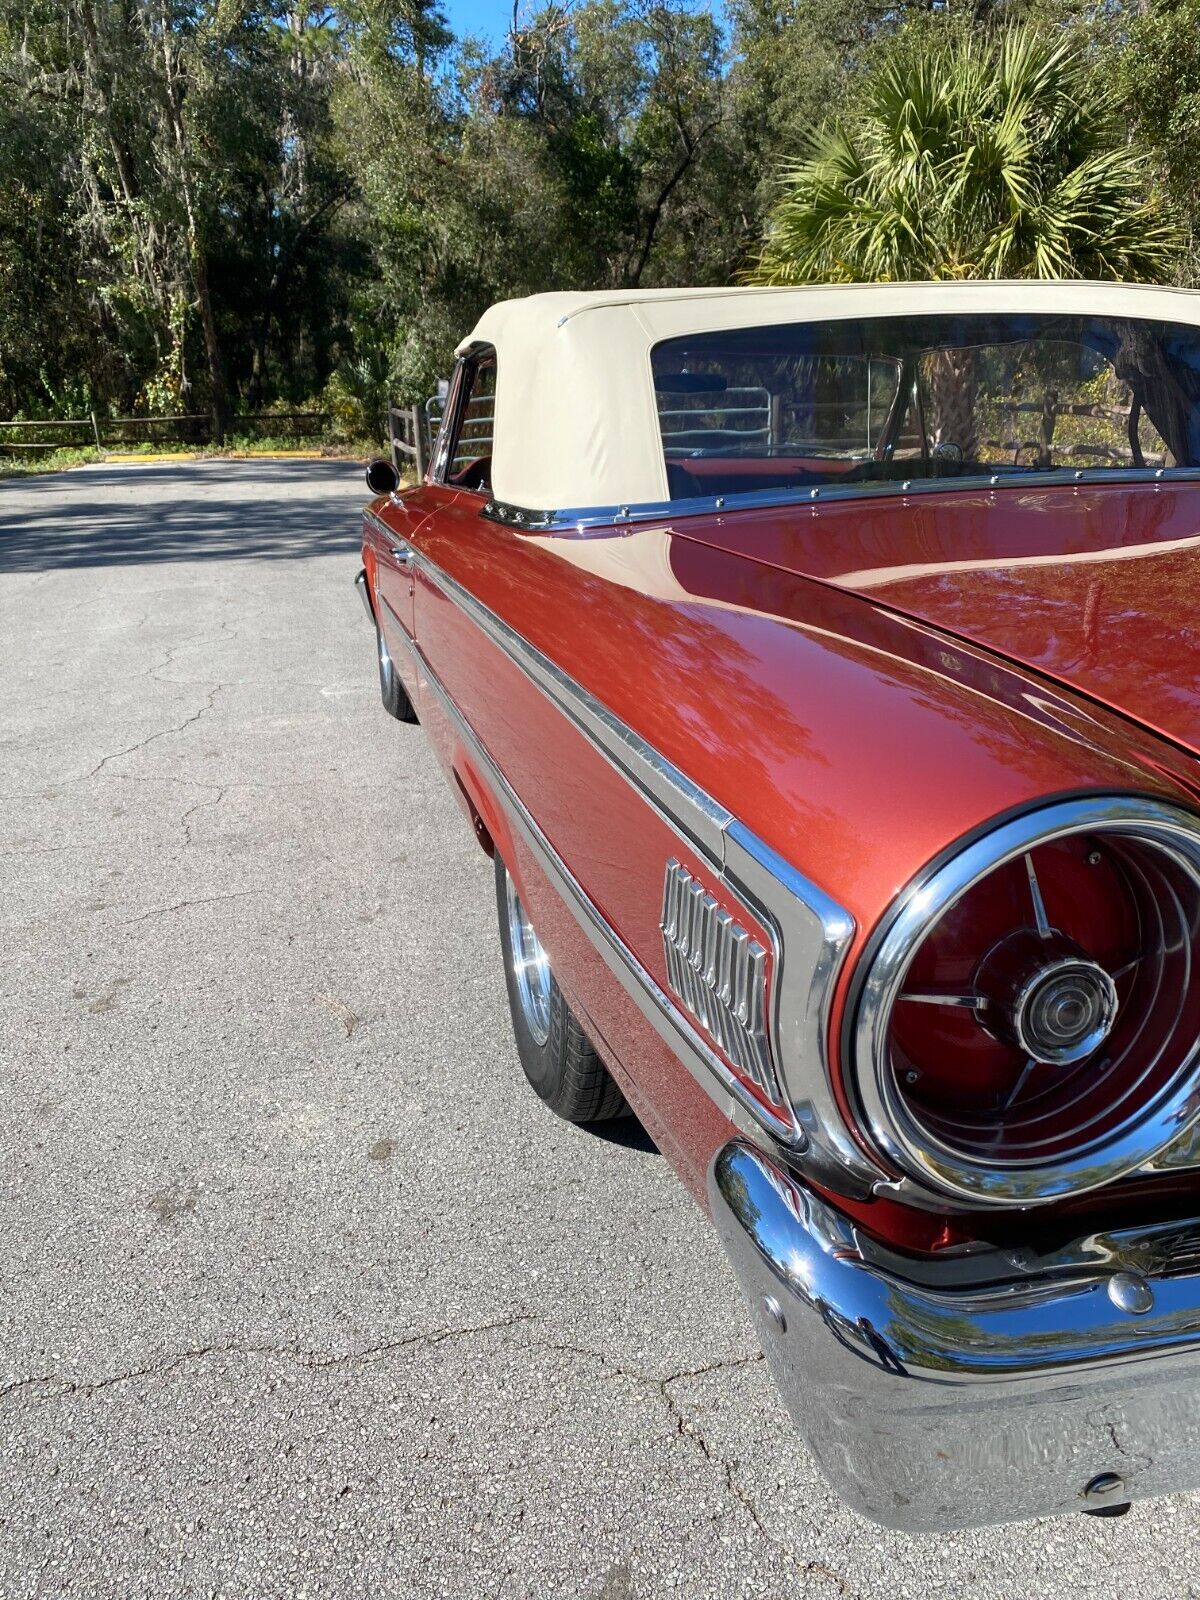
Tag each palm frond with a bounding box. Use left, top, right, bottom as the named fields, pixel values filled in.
left=745, top=24, right=1183, bottom=287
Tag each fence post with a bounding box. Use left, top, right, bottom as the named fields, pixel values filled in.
left=388, top=406, right=402, bottom=478
left=90, top=411, right=102, bottom=452
left=1038, top=390, right=1058, bottom=469
left=769, top=392, right=783, bottom=453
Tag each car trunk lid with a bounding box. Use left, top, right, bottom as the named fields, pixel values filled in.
left=676, top=480, right=1200, bottom=762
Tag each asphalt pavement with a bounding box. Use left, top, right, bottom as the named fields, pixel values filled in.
left=1, top=459, right=1197, bottom=1599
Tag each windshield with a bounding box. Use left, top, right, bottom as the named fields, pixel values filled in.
left=651, top=313, right=1200, bottom=501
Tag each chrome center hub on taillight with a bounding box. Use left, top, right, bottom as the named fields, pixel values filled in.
left=977, top=929, right=1119, bottom=1067
left=1010, top=958, right=1118, bottom=1065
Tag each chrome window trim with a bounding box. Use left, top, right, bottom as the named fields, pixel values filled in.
left=432, top=345, right=494, bottom=488
left=851, top=794, right=1200, bottom=1208
left=429, top=357, right=465, bottom=485
left=402, top=543, right=872, bottom=1187
left=481, top=466, right=1200, bottom=533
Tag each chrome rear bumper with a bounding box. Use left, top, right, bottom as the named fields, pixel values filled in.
left=709, top=1140, right=1200, bottom=1530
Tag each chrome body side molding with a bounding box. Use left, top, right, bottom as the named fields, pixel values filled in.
left=721, top=820, right=867, bottom=1187
left=412, top=544, right=731, bottom=864
left=364, top=505, right=413, bottom=547
left=363, top=505, right=392, bottom=541
left=480, top=467, right=1200, bottom=534
left=710, top=1138, right=1200, bottom=1530
left=396, top=625, right=796, bottom=1144
left=398, top=541, right=874, bottom=1189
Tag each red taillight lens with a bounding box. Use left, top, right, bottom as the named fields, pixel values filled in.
left=851, top=799, right=1200, bottom=1205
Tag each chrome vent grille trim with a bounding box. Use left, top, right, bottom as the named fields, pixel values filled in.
left=660, top=859, right=779, bottom=1104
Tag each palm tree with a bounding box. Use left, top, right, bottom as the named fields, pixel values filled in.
left=747, top=27, right=1183, bottom=285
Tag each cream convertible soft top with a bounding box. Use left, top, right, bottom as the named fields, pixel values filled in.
left=456, top=280, right=1200, bottom=515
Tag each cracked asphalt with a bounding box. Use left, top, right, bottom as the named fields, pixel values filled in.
left=2, top=459, right=1198, bottom=1599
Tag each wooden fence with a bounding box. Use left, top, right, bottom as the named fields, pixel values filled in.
left=0, top=411, right=331, bottom=454
left=387, top=403, right=426, bottom=480
left=387, top=398, right=445, bottom=481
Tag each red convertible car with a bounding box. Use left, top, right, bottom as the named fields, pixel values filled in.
left=357, top=281, right=1200, bottom=1530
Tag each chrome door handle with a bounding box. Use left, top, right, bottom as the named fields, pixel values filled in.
left=390, top=545, right=414, bottom=568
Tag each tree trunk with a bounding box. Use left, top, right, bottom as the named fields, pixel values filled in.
left=153, top=3, right=228, bottom=443
left=924, top=349, right=979, bottom=462
left=192, top=243, right=228, bottom=443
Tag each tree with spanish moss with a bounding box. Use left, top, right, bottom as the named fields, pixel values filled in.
left=747, top=26, right=1184, bottom=285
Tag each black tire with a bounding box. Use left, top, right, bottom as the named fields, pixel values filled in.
left=495, top=854, right=628, bottom=1123
left=376, top=618, right=418, bottom=723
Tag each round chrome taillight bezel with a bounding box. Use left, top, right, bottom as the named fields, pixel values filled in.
left=850, top=795, right=1200, bottom=1206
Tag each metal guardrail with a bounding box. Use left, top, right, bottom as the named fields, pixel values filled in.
left=452, top=396, right=494, bottom=470
left=397, top=390, right=493, bottom=481
left=377, top=382, right=1159, bottom=484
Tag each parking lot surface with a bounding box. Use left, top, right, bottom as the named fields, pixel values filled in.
left=1, top=459, right=1198, bottom=1599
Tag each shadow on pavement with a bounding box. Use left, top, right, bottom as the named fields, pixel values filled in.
left=587, top=1117, right=660, bottom=1154
left=0, top=459, right=369, bottom=571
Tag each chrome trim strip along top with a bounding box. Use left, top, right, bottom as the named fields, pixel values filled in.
left=709, top=1137, right=1200, bottom=1531
left=402, top=542, right=871, bottom=1186
left=851, top=795, right=1200, bottom=1208
left=480, top=466, right=1200, bottom=532
left=660, top=860, right=778, bottom=1105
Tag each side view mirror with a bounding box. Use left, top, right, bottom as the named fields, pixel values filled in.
left=365, top=458, right=399, bottom=496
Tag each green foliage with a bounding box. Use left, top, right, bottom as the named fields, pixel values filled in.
left=726, top=0, right=887, bottom=222
left=750, top=24, right=1184, bottom=284
left=321, top=351, right=394, bottom=442
left=1116, top=0, right=1200, bottom=282
left=0, top=0, right=1196, bottom=433
left=0, top=447, right=102, bottom=479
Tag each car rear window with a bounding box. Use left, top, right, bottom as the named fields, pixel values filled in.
left=651, top=313, right=1200, bottom=501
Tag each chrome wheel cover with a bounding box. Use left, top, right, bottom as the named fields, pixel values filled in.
left=505, top=871, right=552, bottom=1046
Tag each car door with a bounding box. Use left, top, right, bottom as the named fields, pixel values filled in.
left=380, top=349, right=494, bottom=634
left=371, top=499, right=424, bottom=646
left=364, top=389, right=462, bottom=656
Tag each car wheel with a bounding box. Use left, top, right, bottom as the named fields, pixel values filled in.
left=495, top=854, right=628, bottom=1122
left=376, top=618, right=418, bottom=723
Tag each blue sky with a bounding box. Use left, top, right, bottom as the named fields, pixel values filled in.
left=440, top=0, right=725, bottom=49
left=441, top=0, right=513, bottom=46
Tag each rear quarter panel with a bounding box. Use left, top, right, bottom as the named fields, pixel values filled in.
left=394, top=484, right=1200, bottom=1229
